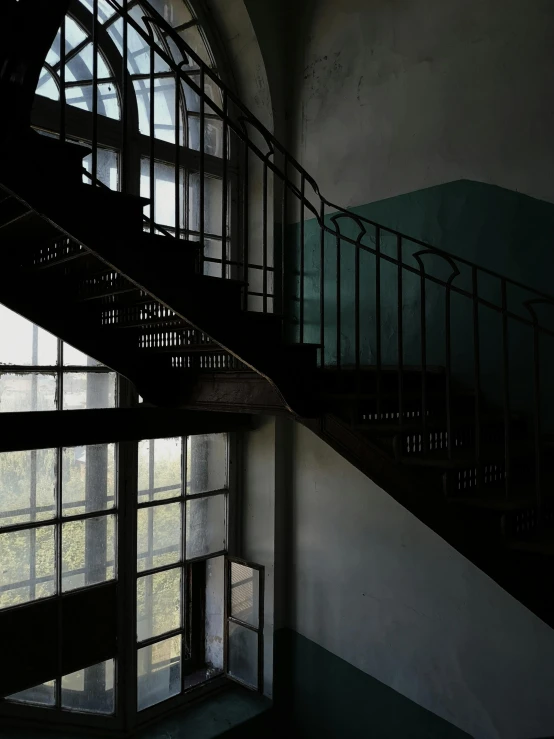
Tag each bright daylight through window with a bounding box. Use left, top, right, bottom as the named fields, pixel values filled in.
left=0, top=299, right=232, bottom=726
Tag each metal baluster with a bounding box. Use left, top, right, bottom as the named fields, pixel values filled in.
left=92, top=0, right=99, bottom=183
left=281, top=156, right=288, bottom=338
left=299, top=174, right=305, bottom=341
left=397, top=236, right=404, bottom=428
left=445, top=279, right=453, bottom=460
left=199, top=67, right=205, bottom=268
left=320, top=200, right=325, bottom=367
left=501, top=280, right=511, bottom=497
left=336, top=231, right=341, bottom=372
left=242, top=139, right=249, bottom=311
left=355, top=236, right=360, bottom=400
left=121, top=0, right=128, bottom=193
left=175, top=69, right=180, bottom=239
left=222, top=90, right=228, bottom=279
left=149, top=25, right=155, bottom=234
left=375, top=227, right=382, bottom=420
left=420, top=265, right=428, bottom=453
left=472, top=267, right=482, bottom=481
left=60, top=14, right=66, bottom=144
left=262, top=159, right=268, bottom=313
left=531, top=314, right=542, bottom=519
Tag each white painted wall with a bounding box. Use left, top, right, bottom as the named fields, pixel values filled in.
left=289, top=423, right=554, bottom=739
left=290, top=0, right=554, bottom=206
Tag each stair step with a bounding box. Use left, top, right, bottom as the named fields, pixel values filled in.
left=398, top=442, right=535, bottom=469
left=0, top=196, right=29, bottom=229
left=137, top=343, right=225, bottom=354
left=449, top=494, right=538, bottom=511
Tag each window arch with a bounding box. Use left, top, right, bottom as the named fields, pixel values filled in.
left=32, top=0, right=231, bottom=278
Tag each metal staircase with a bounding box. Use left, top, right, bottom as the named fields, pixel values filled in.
left=1, top=0, right=553, bottom=628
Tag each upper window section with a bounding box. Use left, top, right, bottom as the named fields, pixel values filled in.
left=34, top=1, right=223, bottom=147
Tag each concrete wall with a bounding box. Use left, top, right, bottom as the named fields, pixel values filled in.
left=289, top=0, right=554, bottom=207
left=289, top=422, right=554, bottom=739
left=240, top=416, right=292, bottom=698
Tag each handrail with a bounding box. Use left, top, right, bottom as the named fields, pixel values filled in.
left=28, top=0, right=554, bottom=528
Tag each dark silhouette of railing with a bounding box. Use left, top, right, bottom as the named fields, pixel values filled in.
left=31, top=0, right=554, bottom=530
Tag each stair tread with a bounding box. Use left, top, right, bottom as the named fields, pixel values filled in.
left=355, top=412, right=521, bottom=434
left=509, top=534, right=554, bottom=556
left=400, top=442, right=535, bottom=469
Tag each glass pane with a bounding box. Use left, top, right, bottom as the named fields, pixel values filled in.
left=137, top=502, right=182, bottom=573
left=62, top=444, right=116, bottom=517
left=7, top=680, right=56, bottom=707
left=36, top=67, right=60, bottom=101
left=188, top=174, right=223, bottom=235
left=137, top=635, right=181, bottom=711
left=137, top=568, right=181, bottom=641
left=178, top=25, right=212, bottom=67
left=82, top=147, right=119, bottom=191
left=65, top=44, right=111, bottom=82
left=127, top=6, right=169, bottom=75
left=188, top=116, right=223, bottom=157
left=138, top=438, right=181, bottom=503
left=186, top=434, right=227, bottom=494
left=205, top=556, right=224, bottom=672
left=63, top=342, right=103, bottom=367
left=0, top=305, right=57, bottom=365
left=62, top=659, right=115, bottom=714
left=186, top=493, right=226, bottom=560
left=0, top=373, right=57, bottom=413
left=231, top=563, right=259, bottom=628
left=0, top=525, right=56, bottom=609
left=228, top=621, right=258, bottom=689
left=140, top=159, right=185, bottom=229
left=62, top=372, right=116, bottom=410
left=66, top=16, right=88, bottom=51
left=134, top=77, right=183, bottom=143
left=182, top=75, right=222, bottom=113
left=148, top=0, right=193, bottom=27
left=0, top=448, right=57, bottom=528
left=66, top=82, right=120, bottom=120
left=62, top=514, right=116, bottom=592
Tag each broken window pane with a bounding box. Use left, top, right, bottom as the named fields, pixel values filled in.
left=0, top=525, right=56, bottom=609
left=0, top=448, right=57, bottom=528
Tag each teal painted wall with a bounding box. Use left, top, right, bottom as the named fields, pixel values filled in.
left=273, top=629, right=471, bottom=739
left=288, top=180, right=554, bottom=426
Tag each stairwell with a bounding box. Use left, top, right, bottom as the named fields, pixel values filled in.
left=0, top=0, right=553, bottom=642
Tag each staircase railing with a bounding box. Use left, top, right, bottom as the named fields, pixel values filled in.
left=27, top=0, right=554, bottom=527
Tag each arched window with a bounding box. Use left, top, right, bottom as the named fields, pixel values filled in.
left=32, top=0, right=230, bottom=279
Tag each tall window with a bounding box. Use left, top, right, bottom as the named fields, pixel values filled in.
left=0, top=304, right=239, bottom=729
left=32, top=0, right=230, bottom=278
